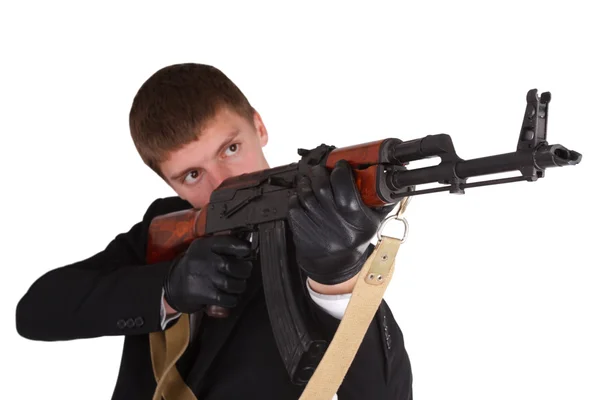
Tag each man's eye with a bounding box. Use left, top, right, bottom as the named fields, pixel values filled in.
left=184, top=170, right=202, bottom=184
left=224, top=143, right=240, bottom=157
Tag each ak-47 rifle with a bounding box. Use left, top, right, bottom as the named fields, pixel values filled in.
left=145, top=89, right=581, bottom=385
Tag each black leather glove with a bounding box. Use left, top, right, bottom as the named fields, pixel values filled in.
left=163, top=235, right=253, bottom=313
left=287, top=159, right=394, bottom=285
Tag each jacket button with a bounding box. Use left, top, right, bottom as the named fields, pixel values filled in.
left=135, top=317, right=144, bottom=327
left=126, top=318, right=135, bottom=328
left=117, top=319, right=126, bottom=329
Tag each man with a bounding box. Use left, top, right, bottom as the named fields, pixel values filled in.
left=16, top=63, right=413, bottom=399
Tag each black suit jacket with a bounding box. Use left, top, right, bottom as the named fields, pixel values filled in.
left=16, top=196, right=413, bottom=399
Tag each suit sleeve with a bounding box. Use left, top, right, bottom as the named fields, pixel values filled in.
left=15, top=198, right=173, bottom=341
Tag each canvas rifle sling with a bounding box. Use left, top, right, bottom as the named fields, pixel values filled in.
left=149, top=313, right=197, bottom=400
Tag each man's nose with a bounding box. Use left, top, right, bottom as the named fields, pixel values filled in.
left=207, top=165, right=233, bottom=190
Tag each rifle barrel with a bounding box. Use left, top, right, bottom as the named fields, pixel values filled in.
left=389, top=143, right=582, bottom=191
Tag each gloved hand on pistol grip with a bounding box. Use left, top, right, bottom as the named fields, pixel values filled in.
left=287, top=159, right=395, bottom=285
left=163, top=235, right=253, bottom=314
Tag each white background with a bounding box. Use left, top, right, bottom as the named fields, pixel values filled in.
left=1, top=1, right=598, bottom=399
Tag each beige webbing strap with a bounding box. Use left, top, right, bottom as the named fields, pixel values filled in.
left=149, top=314, right=198, bottom=400
left=298, top=235, right=402, bottom=400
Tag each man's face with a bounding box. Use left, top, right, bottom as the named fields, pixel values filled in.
left=159, top=107, right=270, bottom=208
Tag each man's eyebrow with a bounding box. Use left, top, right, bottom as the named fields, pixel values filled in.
left=169, top=130, right=241, bottom=181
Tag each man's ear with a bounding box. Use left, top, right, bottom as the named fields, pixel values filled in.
left=253, top=111, right=269, bottom=147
